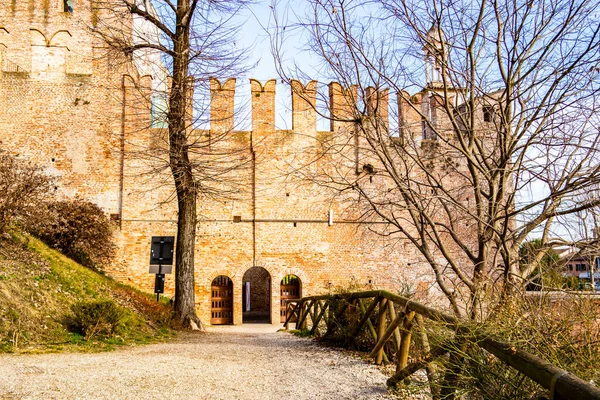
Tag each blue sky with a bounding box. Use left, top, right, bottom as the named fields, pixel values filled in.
left=224, top=0, right=334, bottom=130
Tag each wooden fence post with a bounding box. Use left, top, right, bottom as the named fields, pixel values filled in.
left=296, top=300, right=312, bottom=330
left=369, top=307, right=405, bottom=359
left=310, top=301, right=329, bottom=335
left=285, top=301, right=299, bottom=330
left=387, top=301, right=402, bottom=350
left=416, top=314, right=440, bottom=399
left=352, top=297, right=380, bottom=343
left=295, top=300, right=304, bottom=330
left=358, top=298, right=389, bottom=364
left=397, top=310, right=416, bottom=371
left=376, top=298, right=388, bottom=365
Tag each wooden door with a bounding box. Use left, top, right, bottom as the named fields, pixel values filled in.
left=211, top=276, right=233, bottom=325
left=280, top=275, right=300, bottom=323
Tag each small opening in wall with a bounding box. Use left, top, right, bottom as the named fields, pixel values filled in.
left=363, top=163, right=375, bottom=174
left=369, top=176, right=373, bottom=183
left=51, top=158, right=55, bottom=162
left=286, top=193, right=290, bottom=197
left=293, top=222, right=297, bottom=227
left=233, top=215, right=242, bottom=223
left=54, top=186, right=58, bottom=190
left=63, top=0, right=73, bottom=12
left=483, top=106, right=494, bottom=123
left=368, top=279, right=372, bottom=284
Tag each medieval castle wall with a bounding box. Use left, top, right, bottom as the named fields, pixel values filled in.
left=115, top=76, right=433, bottom=324
left=0, top=1, right=483, bottom=325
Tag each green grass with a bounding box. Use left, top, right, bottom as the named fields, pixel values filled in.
left=0, top=231, right=176, bottom=353
left=288, top=329, right=313, bottom=338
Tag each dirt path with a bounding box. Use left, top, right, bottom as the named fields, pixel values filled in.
left=0, top=324, right=399, bottom=399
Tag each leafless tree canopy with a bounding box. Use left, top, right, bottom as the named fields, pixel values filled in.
left=272, top=0, right=600, bottom=318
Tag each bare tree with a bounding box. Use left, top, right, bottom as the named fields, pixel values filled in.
left=93, top=0, right=252, bottom=329
left=0, top=151, right=53, bottom=234
left=271, top=0, right=600, bottom=319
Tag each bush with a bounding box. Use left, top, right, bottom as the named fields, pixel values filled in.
left=69, top=300, right=126, bottom=340
left=0, top=151, right=52, bottom=233
left=427, top=293, right=600, bottom=399
left=28, top=200, right=116, bottom=270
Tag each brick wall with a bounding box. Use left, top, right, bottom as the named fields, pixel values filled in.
left=0, top=0, right=134, bottom=214
left=1, top=1, right=480, bottom=326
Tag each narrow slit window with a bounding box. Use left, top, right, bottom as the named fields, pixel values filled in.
left=422, top=117, right=436, bottom=141
left=151, top=94, right=169, bottom=128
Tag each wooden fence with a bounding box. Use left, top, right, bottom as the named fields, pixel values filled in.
left=284, top=290, right=600, bottom=400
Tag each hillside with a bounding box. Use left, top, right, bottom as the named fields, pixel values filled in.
left=0, top=231, right=175, bottom=353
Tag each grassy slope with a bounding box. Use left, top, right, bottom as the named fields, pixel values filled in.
left=0, top=231, right=175, bottom=353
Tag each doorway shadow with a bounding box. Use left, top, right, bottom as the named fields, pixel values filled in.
left=242, top=266, right=271, bottom=324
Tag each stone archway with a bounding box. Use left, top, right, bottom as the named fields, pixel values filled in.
left=242, top=266, right=271, bottom=323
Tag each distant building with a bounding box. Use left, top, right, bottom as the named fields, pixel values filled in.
left=557, top=246, right=599, bottom=280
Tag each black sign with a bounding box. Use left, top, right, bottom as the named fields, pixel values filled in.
left=154, top=273, right=165, bottom=294
left=149, top=236, right=174, bottom=269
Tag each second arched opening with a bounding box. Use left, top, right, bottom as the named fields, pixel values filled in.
left=242, top=266, right=271, bottom=323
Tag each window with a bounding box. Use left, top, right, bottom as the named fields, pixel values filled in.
left=483, top=106, right=494, bottom=123
left=63, top=0, right=73, bottom=12
left=151, top=95, right=168, bottom=128
left=433, top=66, right=441, bottom=82
left=422, top=118, right=437, bottom=141
left=453, top=104, right=468, bottom=135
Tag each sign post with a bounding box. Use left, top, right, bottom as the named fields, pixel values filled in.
left=149, top=236, right=174, bottom=302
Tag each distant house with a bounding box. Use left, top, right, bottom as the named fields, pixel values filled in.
left=556, top=246, right=599, bottom=279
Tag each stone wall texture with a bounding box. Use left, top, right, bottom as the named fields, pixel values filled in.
left=1, top=1, right=483, bottom=325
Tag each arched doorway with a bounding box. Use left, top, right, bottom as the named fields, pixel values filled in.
left=280, top=275, right=301, bottom=323
left=242, top=267, right=271, bottom=323
left=211, top=276, right=233, bottom=325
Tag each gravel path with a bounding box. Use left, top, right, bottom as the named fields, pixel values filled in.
left=0, top=324, right=399, bottom=400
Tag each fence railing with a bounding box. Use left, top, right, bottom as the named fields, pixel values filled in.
left=284, top=290, right=600, bottom=400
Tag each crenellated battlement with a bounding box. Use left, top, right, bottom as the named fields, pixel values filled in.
left=210, top=77, right=236, bottom=134
left=207, top=78, right=407, bottom=136
left=291, top=79, right=317, bottom=132
left=250, top=79, right=276, bottom=134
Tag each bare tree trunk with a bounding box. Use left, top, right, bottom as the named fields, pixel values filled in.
left=169, top=0, right=202, bottom=330
left=173, top=183, right=201, bottom=329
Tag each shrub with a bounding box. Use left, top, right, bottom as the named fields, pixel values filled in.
left=28, top=200, right=116, bottom=270
left=0, top=151, right=52, bottom=233
left=69, top=300, right=126, bottom=340
left=425, top=292, right=600, bottom=399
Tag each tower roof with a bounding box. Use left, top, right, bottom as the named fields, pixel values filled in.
left=423, top=24, right=445, bottom=54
